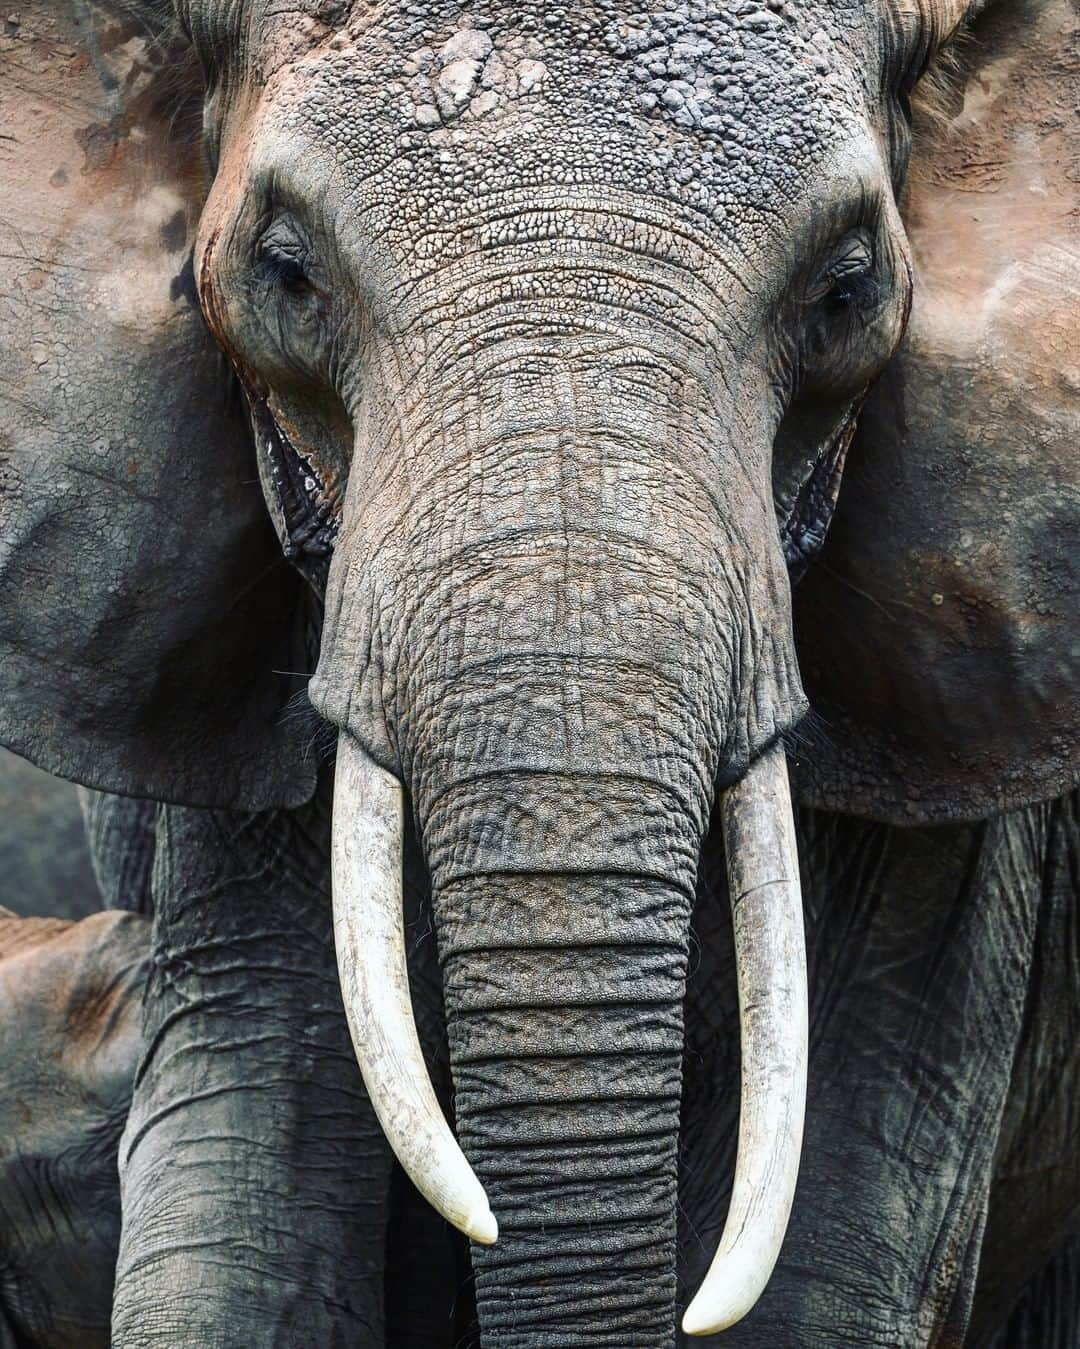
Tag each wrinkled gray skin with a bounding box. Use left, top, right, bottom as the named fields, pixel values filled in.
left=112, top=2, right=908, bottom=1343
left=178, top=6, right=904, bottom=1341
left=1, top=0, right=1077, bottom=1345
left=687, top=791, right=1080, bottom=1348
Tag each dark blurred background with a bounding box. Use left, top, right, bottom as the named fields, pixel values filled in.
left=0, top=748, right=99, bottom=920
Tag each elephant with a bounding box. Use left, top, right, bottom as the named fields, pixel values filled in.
left=0, top=0, right=1076, bottom=1343
left=0, top=905, right=148, bottom=1348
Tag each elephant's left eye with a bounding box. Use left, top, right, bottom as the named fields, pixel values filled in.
left=254, top=215, right=319, bottom=301
left=256, top=241, right=314, bottom=297
left=795, top=224, right=901, bottom=399
left=823, top=265, right=879, bottom=314
left=246, top=221, right=331, bottom=386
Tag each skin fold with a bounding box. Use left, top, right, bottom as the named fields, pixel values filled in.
left=0, top=0, right=1075, bottom=1346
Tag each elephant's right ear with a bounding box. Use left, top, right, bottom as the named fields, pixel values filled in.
left=0, top=0, right=318, bottom=809
left=791, top=0, right=1078, bottom=823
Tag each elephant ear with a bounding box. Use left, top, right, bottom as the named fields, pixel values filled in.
left=0, top=0, right=317, bottom=809
left=792, top=0, right=1078, bottom=823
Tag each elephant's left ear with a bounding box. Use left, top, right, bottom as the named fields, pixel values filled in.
left=0, top=0, right=318, bottom=809
left=792, top=0, right=1078, bottom=824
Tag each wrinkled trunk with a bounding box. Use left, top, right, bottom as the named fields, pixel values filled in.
left=331, top=703, right=807, bottom=1345
left=317, top=319, right=809, bottom=1344
left=395, top=374, right=731, bottom=1345
left=331, top=694, right=708, bottom=1344
left=434, top=784, right=696, bottom=1346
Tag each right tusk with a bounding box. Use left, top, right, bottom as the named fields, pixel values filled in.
left=682, top=741, right=808, bottom=1336
left=331, top=733, right=497, bottom=1246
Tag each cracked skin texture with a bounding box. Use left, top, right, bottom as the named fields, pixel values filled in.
left=190, top=0, right=916, bottom=804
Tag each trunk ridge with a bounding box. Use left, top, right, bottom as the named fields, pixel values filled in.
left=430, top=787, right=698, bottom=1348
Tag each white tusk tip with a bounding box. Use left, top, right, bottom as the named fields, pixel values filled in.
left=681, top=1293, right=739, bottom=1338
left=465, top=1204, right=498, bottom=1245
left=681, top=1301, right=710, bottom=1337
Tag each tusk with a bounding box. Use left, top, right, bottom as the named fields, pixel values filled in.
left=682, top=741, right=808, bottom=1336
left=331, top=733, right=498, bottom=1246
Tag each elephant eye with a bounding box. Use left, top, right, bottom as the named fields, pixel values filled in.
left=817, top=231, right=878, bottom=316
left=824, top=267, right=880, bottom=313
left=259, top=248, right=312, bottom=295
left=796, top=223, right=900, bottom=399
left=255, top=231, right=314, bottom=298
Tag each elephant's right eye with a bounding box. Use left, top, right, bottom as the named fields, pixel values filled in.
left=243, top=220, right=332, bottom=388
left=823, top=265, right=880, bottom=315
left=810, top=230, right=878, bottom=319
left=253, top=213, right=320, bottom=303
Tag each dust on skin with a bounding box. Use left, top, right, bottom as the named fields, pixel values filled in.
left=0, top=0, right=205, bottom=353
left=893, top=0, right=1077, bottom=629
left=907, top=0, right=1077, bottom=355
left=792, top=0, right=1079, bottom=822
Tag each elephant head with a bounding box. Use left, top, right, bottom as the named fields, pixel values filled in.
left=0, top=0, right=1074, bottom=1341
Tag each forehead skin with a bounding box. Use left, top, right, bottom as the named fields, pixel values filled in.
left=199, top=2, right=894, bottom=286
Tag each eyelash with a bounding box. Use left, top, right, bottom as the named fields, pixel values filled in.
left=825, top=269, right=880, bottom=311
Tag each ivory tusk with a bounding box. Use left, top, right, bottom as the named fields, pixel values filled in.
left=682, top=741, right=808, bottom=1336
left=331, top=734, right=497, bottom=1246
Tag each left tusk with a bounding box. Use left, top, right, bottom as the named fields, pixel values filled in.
left=331, top=733, right=498, bottom=1246
left=682, top=742, right=808, bottom=1336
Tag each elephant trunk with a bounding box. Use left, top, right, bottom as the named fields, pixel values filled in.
left=322, top=331, right=808, bottom=1340
left=429, top=782, right=695, bottom=1344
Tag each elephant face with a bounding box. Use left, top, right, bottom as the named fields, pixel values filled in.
left=193, top=1, right=916, bottom=785
left=179, top=8, right=924, bottom=1334
left=1, top=0, right=1076, bottom=1342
